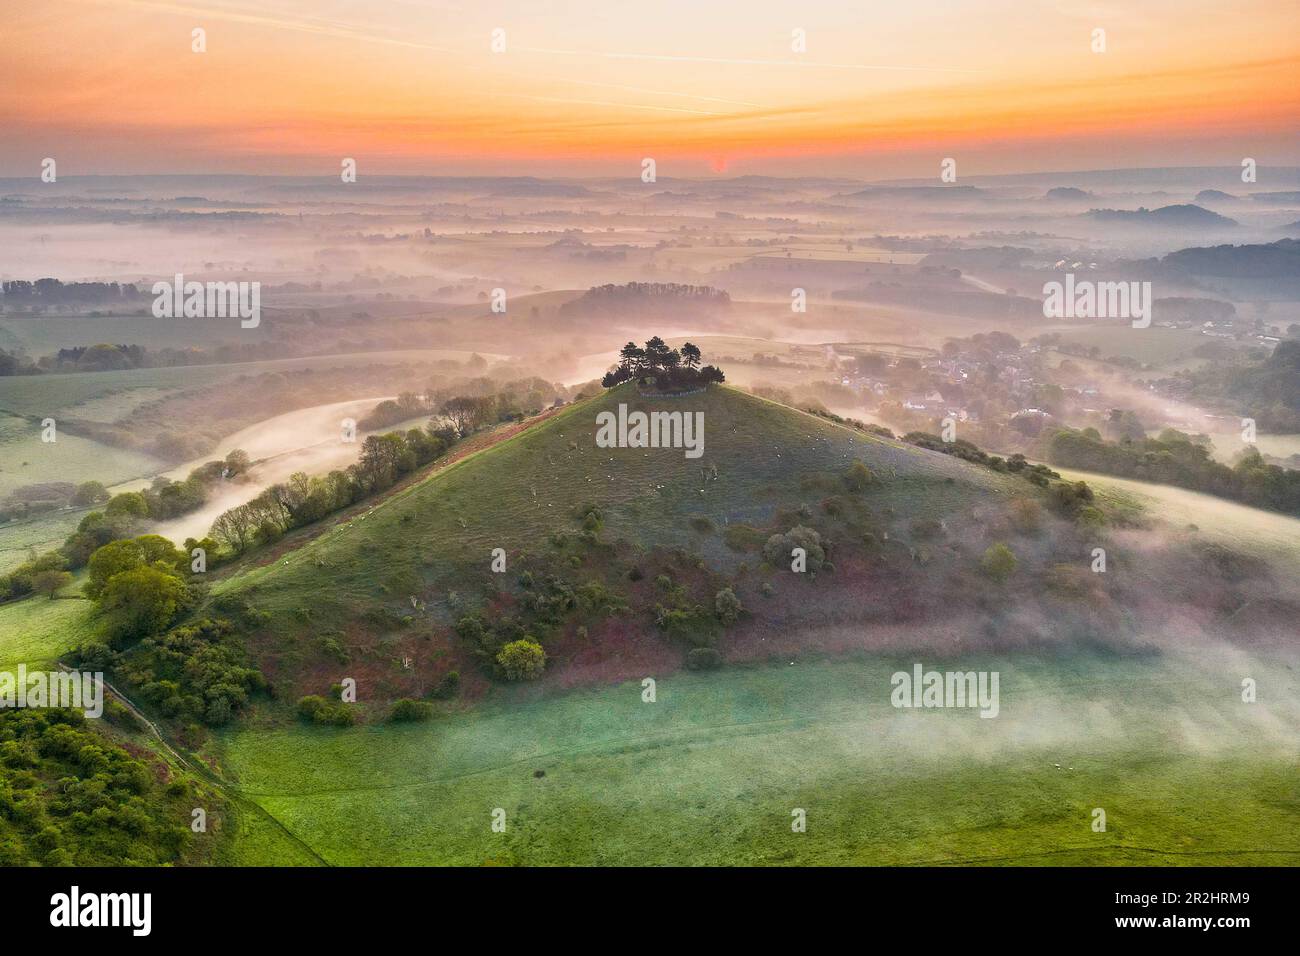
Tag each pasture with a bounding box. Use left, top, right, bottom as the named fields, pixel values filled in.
left=215, top=650, right=1300, bottom=865
left=0, top=419, right=162, bottom=498
left=0, top=592, right=96, bottom=669
left=1043, top=325, right=1240, bottom=370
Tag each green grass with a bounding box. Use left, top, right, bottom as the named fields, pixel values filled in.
left=213, top=799, right=328, bottom=867
left=1058, top=467, right=1300, bottom=563
left=0, top=508, right=89, bottom=573
left=0, top=593, right=97, bottom=669
left=0, top=425, right=162, bottom=498
left=215, top=650, right=1300, bottom=865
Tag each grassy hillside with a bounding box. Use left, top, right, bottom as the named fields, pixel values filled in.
left=217, top=383, right=1006, bottom=605
left=209, top=384, right=1021, bottom=701
left=0, top=593, right=96, bottom=670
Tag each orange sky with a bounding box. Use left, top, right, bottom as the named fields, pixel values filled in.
left=2, top=0, right=1298, bottom=177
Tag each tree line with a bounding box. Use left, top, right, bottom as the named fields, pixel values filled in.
left=1046, top=427, right=1300, bottom=516
left=208, top=424, right=459, bottom=555
left=560, top=282, right=730, bottom=316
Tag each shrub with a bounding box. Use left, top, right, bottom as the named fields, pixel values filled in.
left=497, top=639, right=547, bottom=681
left=1009, top=498, right=1042, bottom=533
left=686, top=647, right=722, bottom=670
left=389, top=699, right=433, bottom=722
left=1048, top=480, right=1095, bottom=519
left=30, top=569, right=72, bottom=599
left=115, top=618, right=264, bottom=726
left=102, top=699, right=142, bottom=732
left=655, top=605, right=717, bottom=647
left=1075, top=505, right=1106, bottom=531
left=843, top=461, right=874, bottom=492
left=714, top=588, right=742, bottom=625
left=762, top=525, right=825, bottom=571
left=431, top=671, right=460, bottom=700
left=910, top=517, right=943, bottom=539
left=723, top=523, right=767, bottom=552
left=318, top=704, right=355, bottom=727
left=297, top=695, right=355, bottom=726
left=71, top=481, right=110, bottom=507
left=980, top=543, right=1018, bottom=583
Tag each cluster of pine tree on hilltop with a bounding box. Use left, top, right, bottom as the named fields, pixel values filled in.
left=601, top=337, right=725, bottom=392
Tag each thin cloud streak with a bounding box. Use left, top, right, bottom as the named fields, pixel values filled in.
left=517, top=46, right=991, bottom=74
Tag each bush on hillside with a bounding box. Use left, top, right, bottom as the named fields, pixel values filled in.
left=389, top=699, right=433, bottom=722
left=497, top=639, right=547, bottom=681
left=980, top=543, right=1018, bottom=583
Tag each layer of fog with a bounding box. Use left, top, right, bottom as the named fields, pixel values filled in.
left=123, top=396, right=398, bottom=543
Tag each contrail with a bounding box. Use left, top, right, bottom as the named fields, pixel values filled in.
left=517, top=47, right=989, bottom=74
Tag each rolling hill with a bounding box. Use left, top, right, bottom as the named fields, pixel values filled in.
left=208, top=383, right=1027, bottom=705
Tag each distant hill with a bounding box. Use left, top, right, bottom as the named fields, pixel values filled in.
left=1195, top=189, right=1239, bottom=202
left=559, top=282, right=730, bottom=318
left=1250, top=191, right=1300, bottom=203
left=1086, top=203, right=1237, bottom=227
left=1163, top=238, right=1300, bottom=278
left=1045, top=187, right=1091, bottom=200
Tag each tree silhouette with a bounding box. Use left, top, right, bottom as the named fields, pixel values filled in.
left=601, top=336, right=725, bottom=392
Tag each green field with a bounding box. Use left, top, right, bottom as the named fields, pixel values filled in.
left=0, top=507, right=90, bottom=574
left=215, top=650, right=1300, bottom=865
left=0, top=593, right=96, bottom=669
left=0, top=413, right=162, bottom=498
left=1044, top=326, right=1240, bottom=370
left=0, top=313, right=274, bottom=356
